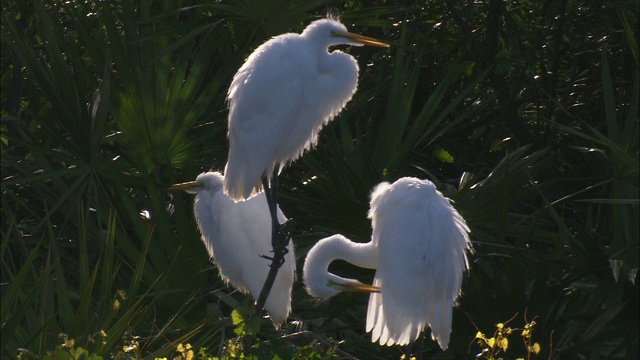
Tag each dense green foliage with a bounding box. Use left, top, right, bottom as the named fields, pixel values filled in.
left=2, top=0, right=638, bottom=359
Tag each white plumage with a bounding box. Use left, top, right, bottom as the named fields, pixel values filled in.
left=224, top=18, right=388, bottom=201
left=303, top=177, right=472, bottom=349
left=171, top=171, right=295, bottom=328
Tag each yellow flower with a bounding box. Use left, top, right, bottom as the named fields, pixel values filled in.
left=487, top=337, right=495, bottom=348
left=499, top=337, right=509, bottom=351
left=117, top=289, right=127, bottom=300
left=530, top=343, right=541, bottom=354
left=183, top=344, right=194, bottom=360
left=123, top=342, right=138, bottom=353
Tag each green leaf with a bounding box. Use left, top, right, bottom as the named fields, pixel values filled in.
left=433, top=148, right=454, bottom=163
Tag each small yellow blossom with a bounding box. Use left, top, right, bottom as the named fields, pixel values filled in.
left=123, top=342, right=138, bottom=353
left=176, top=343, right=194, bottom=360
left=399, top=355, right=417, bottom=360
left=499, top=337, right=509, bottom=351
left=530, top=343, right=541, bottom=354
left=117, top=289, right=127, bottom=300
left=184, top=344, right=194, bottom=360
left=487, top=337, right=495, bottom=347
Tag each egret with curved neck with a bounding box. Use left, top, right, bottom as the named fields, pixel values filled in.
left=303, top=177, right=472, bottom=349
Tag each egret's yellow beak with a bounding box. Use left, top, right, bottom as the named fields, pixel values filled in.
left=329, top=279, right=381, bottom=293
left=332, top=30, right=390, bottom=48
left=169, top=180, right=203, bottom=191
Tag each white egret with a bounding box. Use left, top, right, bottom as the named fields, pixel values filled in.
left=303, top=177, right=472, bottom=349
left=222, top=17, right=388, bottom=310
left=170, top=171, right=295, bottom=329
left=223, top=17, right=389, bottom=202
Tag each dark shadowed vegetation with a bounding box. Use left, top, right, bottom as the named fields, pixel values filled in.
left=2, top=0, right=637, bottom=359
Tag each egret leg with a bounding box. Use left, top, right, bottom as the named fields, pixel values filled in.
left=262, top=170, right=279, bottom=230
left=261, top=168, right=294, bottom=256
left=254, top=168, right=295, bottom=316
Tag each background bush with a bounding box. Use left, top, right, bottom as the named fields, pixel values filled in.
left=2, top=0, right=637, bottom=359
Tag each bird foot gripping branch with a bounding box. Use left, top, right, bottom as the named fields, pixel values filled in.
left=276, top=219, right=296, bottom=252
left=259, top=219, right=296, bottom=269
left=255, top=218, right=296, bottom=317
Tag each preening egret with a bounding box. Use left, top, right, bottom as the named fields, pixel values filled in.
left=170, top=171, right=295, bottom=328
left=223, top=17, right=389, bottom=202
left=303, top=177, right=472, bottom=349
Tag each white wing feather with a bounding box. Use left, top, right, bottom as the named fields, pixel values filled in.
left=366, top=178, right=471, bottom=349
left=225, top=36, right=304, bottom=200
